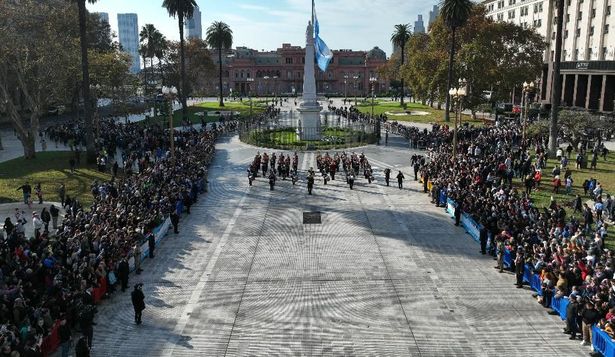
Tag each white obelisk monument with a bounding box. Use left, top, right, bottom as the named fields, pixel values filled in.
left=298, top=21, right=322, bottom=140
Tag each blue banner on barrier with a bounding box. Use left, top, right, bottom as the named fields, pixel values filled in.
left=550, top=296, right=569, bottom=320
left=503, top=249, right=512, bottom=268
left=523, top=265, right=532, bottom=284
left=439, top=191, right=447, bottom=206
left=446, top=198, right=455, bottom=217
left=461, top=213, right=481, bottom=243
left=530, top=273, right=543, bottom=296
left=593, top=325, right=615, bottom=357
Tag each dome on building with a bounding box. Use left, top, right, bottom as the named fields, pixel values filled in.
left=366, top=46, right=386, bottom=60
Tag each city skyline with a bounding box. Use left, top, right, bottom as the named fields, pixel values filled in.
left=87, top=0, right=438, bottom=54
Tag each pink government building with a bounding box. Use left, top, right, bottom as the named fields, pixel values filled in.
left=211, top=43, right=389, bottom=97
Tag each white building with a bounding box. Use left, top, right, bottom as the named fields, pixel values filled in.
left=484, top=0, right=614, bottom=112
left=117, top=13, right=140, bottom=74
left=185, top=5, right=202, bottom=40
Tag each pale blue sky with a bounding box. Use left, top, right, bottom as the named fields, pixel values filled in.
left=88, top=0, right=439, bottom=56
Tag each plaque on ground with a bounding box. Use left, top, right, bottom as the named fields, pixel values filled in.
left=303, top=211, right=322, bottom=224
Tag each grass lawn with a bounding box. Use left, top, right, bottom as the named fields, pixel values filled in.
left=516, top=151, right=615, bottom=249
left=0, top=151, right=111, bottom=207
left=148, top=100, right=264, bottom=127
left=245, top=127, right=376, bottom=150
left=355, top=101, right=483, bottom=126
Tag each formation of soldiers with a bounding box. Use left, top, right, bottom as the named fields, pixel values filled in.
left=247, top=151, right=407, bottom=193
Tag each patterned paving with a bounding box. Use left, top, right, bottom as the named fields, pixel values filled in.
left=86, top=135, right=588, bottom=357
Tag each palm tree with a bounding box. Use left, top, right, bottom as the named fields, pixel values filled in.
left=162, top=0, right=197, bottom=121
left=390, top=24, right=411, bottom=107
left=153, top=33, right=168, bottom=85
left=76, top=0, right=97, bottom=163
left=140, top=24, right=158, bottom=93
left=440, top=0, right=473, bottom=122
left=206, top=21, right=233, bottom=107
left=549, top=0, right=565, bottom=154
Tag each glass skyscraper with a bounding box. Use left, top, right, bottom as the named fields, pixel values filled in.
left=117, top=13, right=140, bottom=73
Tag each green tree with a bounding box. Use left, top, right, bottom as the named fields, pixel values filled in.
left=76, top=0, right=98, bottom=163
left=162, top=0, right=197, bottom=120
left=0, top=0, right=80, bottom=158
left=206, top=21, right=233, bottom=107
left=140, top=24, right=157, bottom=92
left=439, top=0, right=473, bottom=122
left=390, top=24, right=411, bottom=106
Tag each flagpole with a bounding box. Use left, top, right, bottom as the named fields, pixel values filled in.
left=311, top=0, right=315, bottom=27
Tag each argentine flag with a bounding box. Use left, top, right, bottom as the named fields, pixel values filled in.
left=313, top=2, right=333, bottom=72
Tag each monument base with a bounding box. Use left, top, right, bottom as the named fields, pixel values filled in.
left=298, top=104, right=322, bottom=140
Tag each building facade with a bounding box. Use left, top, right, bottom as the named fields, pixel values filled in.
left=484, top=0, right=614, bottom=112
left=415, top=15, right=426, bottom=34
left=95, top=12, right=109, bottom=24
left=117, top=13, right=140, bottom=74
left=428, top=5, right=440, bottom=27
left=185, top=5, right=202, bottom=40
left=211, top=44, right=388, bottom=97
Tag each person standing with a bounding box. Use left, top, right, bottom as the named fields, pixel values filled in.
left=148, top=232, right=155, bottom=259
left=58, top=315, right=72, bottom=357
left=75, top=335, right=90, bottom=357
left=396, top=171, right=405, bottom=189
left=348, top=173, right=355, bottom=190
left=307, top=174, right=315, bottom=195
left=580, top=301, right=600, bottom=346
left=384, top=168, right=391, bottom=186
left=50, top=204, right=60, bottom=230
left=170, top=211, right=180, bottom=234
left=565, top=297, right=580, bottom=339
left=58, top=183, right=66, bottom=207
left=268, top=172, right=276, bottom=191
left=40, top=208, right=51, bottom=233
left=16, top=182, right=32, bottom=205
left=34, top=182, right=43, bottom=204
left=413, top=162, right=420, bottom=181
left=134, top=244, right=142, bottom=274
left=514, top=248, right=524, bottom=288
left=131, top=283, right=145, bottom=325
left=117, top=258, right=129, bottom=292
left=32, top=212, right=43, bottom=239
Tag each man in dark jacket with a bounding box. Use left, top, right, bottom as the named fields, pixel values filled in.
left=384, top=168, right=391, bottom=186
left=565, top=297, right=580, bottom=339
left=59, top=315, right=72, bottom=357
left=131, top=283, right=145, bottom=325
left=581, top=301, right=600, bottom=346
left=117, top=258, right=130, bottom=292
left=396, top=171, right=405, bottom=189
left=170, top=211, right=180, bottom=234
left=148, top=232, right=155, bottom=258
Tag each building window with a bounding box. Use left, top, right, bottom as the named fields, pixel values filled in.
left=551, top=50, right=554, bottom=61
left=577, top=11, right=582, bottom=20
left=602, top=47, right=607, bottom=60
left=606, top=24, right=610, bottom=33
left=508, top=9, right=516, bottom=19
left=285, top=58, right=293, bottom=64
left=235, top=72, right=238, bottom=78
left=607, top=6, right=611, bottom=15
left=563, top=49, right=567, bottom=59
left=574, top=49, right=578, bottom=60
left=564, top=29, right=569, bottom=38
left=576, top=28, right=581, bottom=37
left=497, top=13, right=504, bottom=21
left=566, top=14, right=570, bottom=22
left=591, top=8, right=596, bottom=17
left=589, top=26, right=594, bottom=35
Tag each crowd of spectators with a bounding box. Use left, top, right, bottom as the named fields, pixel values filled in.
left=416, top=122, right=614, bottom=350
left=0, top=113, right=245, bottom=357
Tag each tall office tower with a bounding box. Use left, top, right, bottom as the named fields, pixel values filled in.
left=428, top=5, right=440, bottom=27
left=414, top=14, right=426, bottom=34
left=185, top=5, right=202, bottom=40
left=95, top=12, right=109, bottom=24
left=117, top=13, right=140, bottom=73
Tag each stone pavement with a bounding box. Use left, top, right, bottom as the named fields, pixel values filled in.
left=0, top=201, right=65, bottom=238
left=84, top=134, right=588, bottom=357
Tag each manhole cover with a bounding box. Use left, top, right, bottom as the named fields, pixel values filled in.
left=303, top=211, right=322, bottom=224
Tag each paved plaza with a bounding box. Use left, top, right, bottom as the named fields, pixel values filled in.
left=82, top=134, right=586, bottom=356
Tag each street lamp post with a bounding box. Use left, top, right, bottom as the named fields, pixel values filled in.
left=247, top=78, right=254, bottom=118
left=263, top=76, right=270, bottom=106
left=448, top=78, right=467, bottom=159
left=273, top=75, right=278, bottom=105
left=161, top=85, right=178, bottom=161
left=369, top=76, right=379, bottom=144
left=522, top=81, right=535, bottom=148
left=343, top=74, right=349, bottom=104
left=353, top=75, right=359, bottom=106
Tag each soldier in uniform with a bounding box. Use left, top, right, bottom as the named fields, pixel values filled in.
left=131, top=283, right=145, bottom=325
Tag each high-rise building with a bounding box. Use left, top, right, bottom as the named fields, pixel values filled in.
left=95, top=12, right=109, bottom=24
left=414, top=15, right=426, bottom=34
left=428, top=5, right=440, bottom=27
left=117, top=13, right=140, bottom=73
left=483, top=0, right=614, bottom=112
left=185, top=5, right=202, bottom=40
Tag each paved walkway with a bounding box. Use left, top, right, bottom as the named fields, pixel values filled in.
left=84, top=134, right=587, bottom=357
left=0, top=201, right=65, bottom=238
